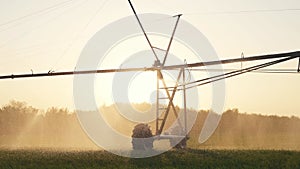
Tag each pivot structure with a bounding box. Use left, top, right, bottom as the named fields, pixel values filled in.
left=127, top=0, right=300, bottom=150
left=128, top=0, right=189, bottom=149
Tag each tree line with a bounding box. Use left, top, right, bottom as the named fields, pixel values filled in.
left=0, top=101, right=300, bottom=150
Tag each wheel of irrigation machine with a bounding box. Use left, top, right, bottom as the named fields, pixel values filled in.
left=169, top=126, right=188, bottom=149
left=131, top=123, right=154, bottom=150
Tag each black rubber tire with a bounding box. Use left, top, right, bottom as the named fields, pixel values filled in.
left=169, top=126, right=188, bottom=149
left=131, top=124, right=154, bottom=150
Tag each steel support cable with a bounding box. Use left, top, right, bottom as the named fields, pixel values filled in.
left=189, top=69, right=300, bottom=74
left=128, top=0, right=159, bottom=62
left=250, top=71, right=300, bottom=74
left=247, top=68, right=300, bottom=74
left=0, top=0, right=79, bottom=29
left=162, top=56, right=300, bottom=90
left=0, top=1, right=77, bottom=33
left=0, top=0, right=87, bottom=49
left=188, top=68, right=299, bottom=72
left=51, top=0, right=110, bottom=71
left=0, top=0, right=89, bottom=67
left=188, top=58, right=297, bottom=86
left=166, top=51, right=300, bottom=69
left=185, top=8, right=300, bottom=16
left=181, top=56, right=299, bottom=91
left=161, top=59, right=277, bottom=90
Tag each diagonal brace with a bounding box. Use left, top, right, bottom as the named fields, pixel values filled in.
left=162, top=14, right=182, bottom=66
left=157, top=69, right=183, bottom=134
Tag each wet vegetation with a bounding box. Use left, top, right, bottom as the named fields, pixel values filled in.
left=0, top=149, right=299, bottom=169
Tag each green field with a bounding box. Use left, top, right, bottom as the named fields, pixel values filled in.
left=0, top=149, right=299, bottom=169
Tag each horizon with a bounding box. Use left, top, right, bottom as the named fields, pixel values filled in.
left=2, top=100, right=300, bottom=119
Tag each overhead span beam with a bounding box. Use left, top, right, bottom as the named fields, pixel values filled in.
left=0, top=51, right=299, bottom=80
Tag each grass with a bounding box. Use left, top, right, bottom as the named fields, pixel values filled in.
left=0, top=149, right=299, bottom=169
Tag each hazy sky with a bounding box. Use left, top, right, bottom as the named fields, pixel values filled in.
left=0, top=0, right=300, bottom=116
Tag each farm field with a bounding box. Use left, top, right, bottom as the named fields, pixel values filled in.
left=0, top=149, right=299, bottom=169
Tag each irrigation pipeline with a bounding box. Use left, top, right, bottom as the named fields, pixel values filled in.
left=0, top=51, right=300, bottom=80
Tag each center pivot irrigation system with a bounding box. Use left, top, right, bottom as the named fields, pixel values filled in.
left=1, top=0, right=300, bottom=150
